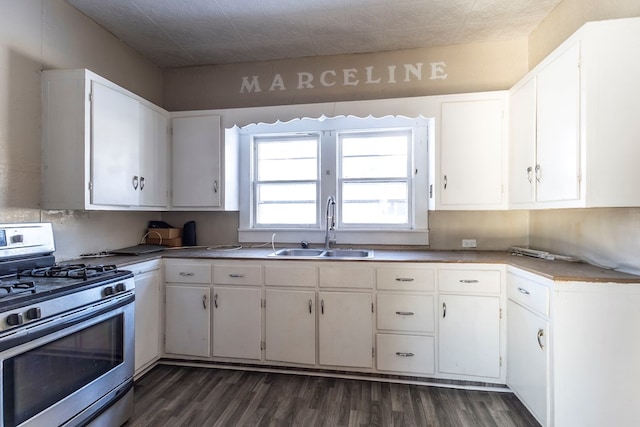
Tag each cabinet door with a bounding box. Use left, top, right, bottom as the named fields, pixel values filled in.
left=439, top=98, right=505, bottom=207
left=134, top=268, right=162, bottom=374
left=265, top=289, right=316, bottom=365
left=139, top=104, right=168, bottom=207
left=438, top=295, right=501, bottom=378
left=318, top=291, right=372, bottom=368
left=172, top=115, right=221, bottom=208
left=165, top=285, right=211, bottom=357
left=536, top=43, right=581, bottom=203
left=91, top=81, right=139, bottom=206
left=507, top=301, right=548, bottom=426
left=509, top=78, right=537, bottom=206
left=212, top=286, right=262, bottom=360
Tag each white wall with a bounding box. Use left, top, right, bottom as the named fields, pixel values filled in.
left=0, top=0, right=163, bottom=259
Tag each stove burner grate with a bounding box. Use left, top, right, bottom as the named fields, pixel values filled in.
left=0, top=281, right=37, bottom=299
left=18, top=264, right=119, bottom=281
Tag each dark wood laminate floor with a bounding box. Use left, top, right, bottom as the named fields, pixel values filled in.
left=127, top=365, right=540, bottom=427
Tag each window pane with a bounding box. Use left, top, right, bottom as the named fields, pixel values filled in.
left=256, top=183, right=316, bottom=225
left=257, top=137, right=318, bottom=181
left=341, top=133, right=409, bottom=179
left=341, top=182, right=408, bottom=224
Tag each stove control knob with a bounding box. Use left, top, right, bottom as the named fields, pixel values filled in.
left=115, top=283, right=127, bottom=293
left=103, top=286, right=115, bottom=297
left=6, top=313, right=24, bottom=326
left=25, top=307, right=42, bottom=321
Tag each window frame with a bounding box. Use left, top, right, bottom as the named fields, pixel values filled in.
left=337, top=129, right=414, bottom=229
left=251, top=133, right=321, bottom=228
left=238, top=115, right=430, bottom=246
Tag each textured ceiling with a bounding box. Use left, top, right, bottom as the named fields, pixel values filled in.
left=67, top=0, right=561, bottom=68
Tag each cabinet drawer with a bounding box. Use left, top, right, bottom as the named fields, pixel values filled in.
left=319, top=265, right=374, bottom=289
left=165, top=263, right=211, bottom=284
left=438, top=269, right=501, bottom=294
left=376, top=334, right=435, bottom=375
left=265, top=263, right=317, bottom=287
left=507, top=274, right=549, bottom=317
left=213, top=263, right=262, bottom=285
left=377, top=267, right=435, bottom=291
left=377, top=294, right=435, bottom=333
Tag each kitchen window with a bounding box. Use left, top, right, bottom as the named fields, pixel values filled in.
left=238, top=116, right=430, bottom=245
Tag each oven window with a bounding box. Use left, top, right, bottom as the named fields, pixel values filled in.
left=3, top=314, right=124, bottom=426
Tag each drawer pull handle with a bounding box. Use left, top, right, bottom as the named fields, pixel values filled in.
left=459, top=279, right=479, bottom=284
left=395, top=278, right=415, bottom=282
left=395, top=311, right=414, bottom=316
left=229, top=274, right=245, bottom=278
left=537, top=329, right=545, bottom=350
left=396, top=352, right=414, bottom=357
left=518, top=287, right=531, bottom=295
left=179, top=272, right=194, bottom=277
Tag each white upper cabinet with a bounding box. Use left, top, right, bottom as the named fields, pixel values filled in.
left=171, top=114, right=239, bottom=210
left=42, top=69, right=169, bottom=210
left=430, top=92, right=507, bottom=210
left=509, top=18, right=640, bottom=208
left=139, top=104, right=169, bottom=208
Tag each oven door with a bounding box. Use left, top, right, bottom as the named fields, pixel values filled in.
left=0, top=292, right=134, bottom=427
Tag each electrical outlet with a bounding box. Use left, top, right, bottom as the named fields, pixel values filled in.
left=462, top=239, right=477, bottom=248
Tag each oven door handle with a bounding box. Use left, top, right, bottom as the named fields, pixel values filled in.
left=0, top=293, right=134, bottom=353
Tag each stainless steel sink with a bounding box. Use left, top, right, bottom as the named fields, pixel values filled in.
left=271, top=248, right=325, bottom=257
left=322, top=249, right=373, bottom=258
left=269, top=248, right=374, bottom=259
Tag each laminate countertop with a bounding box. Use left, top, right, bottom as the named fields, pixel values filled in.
left=83, top=247, right=640, bottom=284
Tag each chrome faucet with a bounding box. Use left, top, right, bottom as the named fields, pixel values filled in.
left=325, top=195, right=337, bottom=249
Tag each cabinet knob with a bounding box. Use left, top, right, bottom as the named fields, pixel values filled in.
left=308, top=299, right=313, bottom=314
left=213, top=180, right=218, bottom=193
left=535, top=164, right=542, bottom=182
left=214, top=293, right=218, bottom=309
left=203, top=294, right=207, bottom=310
left=443, top=175, right=448, bottom=190
left=526, top=166, right=533, bottom=183
left=132, top=175, right=139, bottom=190
left=140, top=176, right=145, bottom=190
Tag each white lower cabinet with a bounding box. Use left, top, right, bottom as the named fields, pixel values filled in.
left=132, top=261, right=162, bottom=377
left=212, top=286, right=262, bottom=360
left=507, top=300, right=548, bottom=425
left=164, top=261, right=212, bottom=358
left=438, top=294, right=501, bottom=379
left=318, top=291, right=373, bottom=368
left=376, top=334, right=435, bottom=375
left=265, top=289, right=316, bottom=365
left=165, top=284, right=211, bottom=357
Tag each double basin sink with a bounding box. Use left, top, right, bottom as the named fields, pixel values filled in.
left=269, top=248, right=374, bottom=259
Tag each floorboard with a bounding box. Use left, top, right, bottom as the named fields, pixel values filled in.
left=126, top=365, right=540, bottom=427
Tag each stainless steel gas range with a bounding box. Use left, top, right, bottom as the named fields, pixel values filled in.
left=0, top=223, right=135, bottom=427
